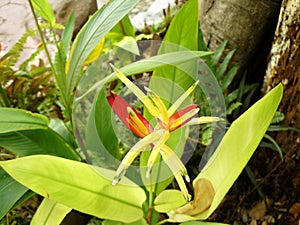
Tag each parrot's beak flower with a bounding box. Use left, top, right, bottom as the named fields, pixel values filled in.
left=107, top=65, right=221, bottom=201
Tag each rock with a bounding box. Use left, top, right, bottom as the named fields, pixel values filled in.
left=130, top=0, right=175, bottom=30
left=49, top=0, right=98, bottom=35
left=0, top=0, right=35, bottom=58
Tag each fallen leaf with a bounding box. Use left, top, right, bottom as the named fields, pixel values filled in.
left=248, top=199, right=271, bottom=220
left=289, top=202, right=300, bottom=218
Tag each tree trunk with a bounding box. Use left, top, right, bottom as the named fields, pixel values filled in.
left=198, top=0, right=281, bottom=78
left=264, top=0, right=300, bottom=150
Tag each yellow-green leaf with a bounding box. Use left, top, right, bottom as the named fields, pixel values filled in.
left=189, top=84, right=283, bottom=220
left=31, top=198, right=71, bottom=225
left=0, top=155, right=146, bottom=223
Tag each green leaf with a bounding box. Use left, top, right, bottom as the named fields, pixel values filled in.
left=142, top=0, right=201, bottom=193
left=0, top=168, right=29, bottom=219
left=110, top=15, right=135, bottom=37
left=49, top=119, right=77, bottom=149
left=216, top=50, right=235, bottom=80
left=152, top=0, right=199, bottom=98
left=75, top=51, right=212, bottom=103
left=271, top=111, right=285, bottom=124
left=53, top=13, right=75, bottom=101
left=0, top=155, right=146, bottom=223
left=66, top=0, right=139, bottom=105
left=94, top=89, right=119, bottom=159
left=190, top=84, right=283, bottom=220
left=102, top=219, right=148, bottom=225
left=31, top=0, right=56, bottom=26
left=220, top=63, right=239, bottom=91
left=263, top=134, right=283, bottom=159
left=0, top=108, right=48, bottom=134
left=209, top=41, right=227, bottom=68
left=31, top=198, right=72, bottom=225
left=0, top=129, right=80, bottom=160
left=267, top=125, right=300, bottom=133
left=154, top=190, right=186, bottom=213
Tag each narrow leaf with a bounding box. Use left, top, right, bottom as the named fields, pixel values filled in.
left=31, top=0, right=56, bottom=26
left=0, top=168, right=29, bottom=219
left=0, top=155, right=146, bottom=223
left=31, top=198, right=71, bottom=225
left=0, top=108, right=48, bottom=133
left=216, top=50, right=235, bottom=80
left=66, top=0, right=139, bottom=105
left=191, top=84, right=283, bottom=219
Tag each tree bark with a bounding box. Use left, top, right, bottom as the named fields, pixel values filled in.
left=198, top=0, right=281, bottom=74
left=264, top=0, right=300, bottom=150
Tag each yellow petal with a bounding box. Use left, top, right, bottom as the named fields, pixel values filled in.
left=168, top=108, right=199, bottom=131
left=113, top=131, right=161, bottom=185
left=144, top=87, right=169, bottom=124
left=110, top=64, right=160, bottom=117
left=160, top=145, right=190, bottom=182
left=167, top=80, right=199, bottom=117
left=146, top=130, right=170, bottom=178
left=174, top=173, right=191, bottom=201
left=127, top=107, right=150, bottom=137
left=183, top=116, right=223, bottom=127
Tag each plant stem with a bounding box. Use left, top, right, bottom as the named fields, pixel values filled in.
left=27, top=0, right=55, bottom=78
left=27, top=0, right=69, bottom=115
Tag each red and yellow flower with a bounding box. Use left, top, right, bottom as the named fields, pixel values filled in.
left=108, top=65, right=221, bottom=200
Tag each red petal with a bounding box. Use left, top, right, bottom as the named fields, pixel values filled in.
left=107, top=92, right=152, bottom=138
left=168, top=104, right=199, bottom=132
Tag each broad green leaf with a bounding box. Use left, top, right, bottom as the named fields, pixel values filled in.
left=31, top=0, right=56, bottom=26
left=152, top=0, right=199, bottom=99
left=0, top=108, right=48, bottom=133
left=0, top=168, right=29, bottom=219
left=0, top=155, right=146, bottom=223
left=75, top=51, right=212, bottom=103
left=94, top=89, right=119, bottom=159
left=66, top=0, right=139, bottom=105
left=83, top=88, right=119, bottom=165
left=154, top=190, right=186, bottom=213
left=184, top=84, right=283, bottom=220
left=31, top=198, right=71, bottom=225
left=0, top=129, right=80, bottom=160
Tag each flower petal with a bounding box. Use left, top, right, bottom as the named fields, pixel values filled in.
left=112, top=131, right=161, bottom=185
left=183, top=116, right=223, bottom=127
left=160, top=145, right=190, bottom=182
left=107, top=92, right=152, bottom=138
left=110, top=64, right=160, bottom=117
left=144, top=87, right=169, bottom=124
left=168, top=104, right=199, bottom=132
left=167, top=80, right=199, bottom=117
left=146, top=130, right=170, bottom=178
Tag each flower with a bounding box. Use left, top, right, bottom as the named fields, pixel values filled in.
left=107, top=65, right=221, bottom=200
